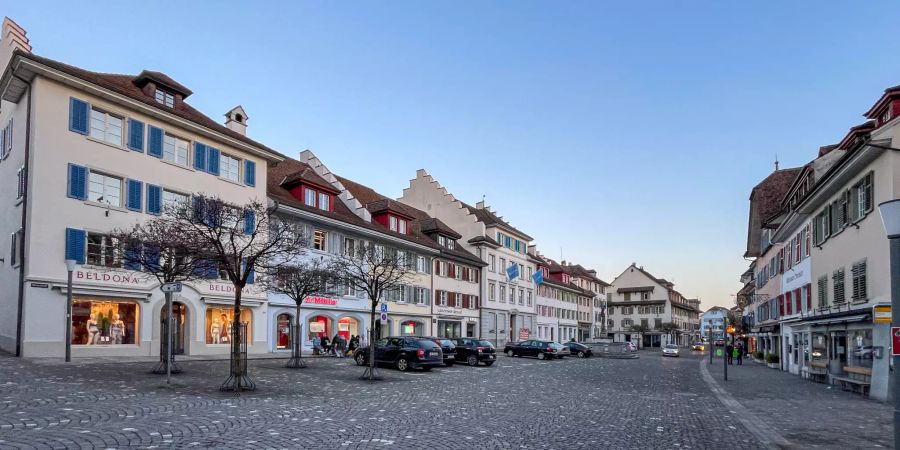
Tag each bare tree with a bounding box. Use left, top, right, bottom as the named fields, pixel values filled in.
left=110, top=214, right=210, bottom=377
left=333, top=242, right=416, bottom=380
left=128, top=195, right=306, bottom=391
left=269, top=258, right=341, bottom=368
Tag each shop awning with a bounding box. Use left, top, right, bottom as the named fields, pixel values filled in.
left=801, top=314, right=869, bottom=327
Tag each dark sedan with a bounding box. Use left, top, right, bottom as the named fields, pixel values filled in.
left=353, top=336, right=443, bottom=372
left=503, top=340, right=560, bottom=360
left=421, top=337, right=457, bottom=366
left=452, top=338, right=497, bottom=366
left=565, top=342, right=593, bottom=358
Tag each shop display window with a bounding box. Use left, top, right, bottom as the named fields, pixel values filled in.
left=400, top=320, right=424, bottom=336
left=308, top=315, right=332, bottom=341
left=276, top=313, right=292, bottom=350
left=848, top=329, right=873, bottom=369
left=338, top=317, right=359, bottom=341
left=205, top=307, right=252, bottom=344
left=71, top=298, right=138, bottom=345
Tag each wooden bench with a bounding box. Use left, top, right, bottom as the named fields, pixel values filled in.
left=805, top=360, right=828, bottom=383
left=831, top=366, right=872, bottom=396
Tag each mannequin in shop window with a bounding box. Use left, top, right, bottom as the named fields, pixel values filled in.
left=220, top=314, right=230, bottom=343
left=210, top=318, right=222, bottom=344
left=86, top=313, right=100, bottom=345
left=110, top=314, right=125, bottom=345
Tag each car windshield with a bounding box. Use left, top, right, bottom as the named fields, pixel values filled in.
left=416, top=339, right=440, bottom=349
left=665, top=344, right=678, bottom=349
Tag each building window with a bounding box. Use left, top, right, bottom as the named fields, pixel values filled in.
left=509, top=286, right=515, bottom=303
left=163, top=134, right=189, bottom=166
left=526, top=290, right=532, bottom=306
left=416, top=255, right=427, bottom=273
left=851, top=260, right=867, bottom=301
left=86, top=233, right=121, bottom=267
left=89, top=108, right=123, bottom=146
left=518, top=288, right=524, bottom=305
left=489, top=282, right=496, bottom=301
left=438, top=291, right=448, bottom=306
left=88, top=172, right=122, bottom=206
left=624, top=292, right=631, bottom=301
left=220, top=153, right=240, bottom=182
left=162, top=190, right=189, bottom=214
left=155, top=89, right=175, bottom=108
left=304, top=188, right=316, bottom=207
left=852, top=173, right=874, bottom=220
left=71, top=297, right=138, bottom=345
left=499, top=284, right=506, bottom=303
left=453, top=293, right=462, bottom=308
left=313, top=230, right=327, bottom=251
left=205, top=307, right=251, bottom=344
left=389, top=216, right=398, bottom=232
left=489, top=254, right=495, bottom=272
left=10, top=229, right=22, bottom=267
left=454, top=265, right=462, bottom=280
left=832, top=268, right=845, bottom=304
left=16, top=165, right=25, bottom=199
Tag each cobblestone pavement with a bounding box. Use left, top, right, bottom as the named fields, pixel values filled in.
left=704, top=356, right=892, bottom=449
left=0, top=349, right=855, bottom=449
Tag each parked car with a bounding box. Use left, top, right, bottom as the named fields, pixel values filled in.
left=503, top=340, right=560, bottom=360
left=551, top=342, right=571, bottom=358
left=662, top=344, right=680, bottom=357
left=421, top=336, right=457, bottom=366
left=452, top=338, right=497, bottom=366
left=565, top=342, right=593, bottom=358
left=691, top=342, right=706, bottom=351
left=353, top=336, right=443, bottom=372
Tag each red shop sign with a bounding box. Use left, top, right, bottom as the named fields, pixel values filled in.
left=306, top=297, right=338, bottom=306
left=892, top=327, right=900, bottom=356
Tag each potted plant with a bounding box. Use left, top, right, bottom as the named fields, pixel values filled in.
left=753, top=351, right=764, bottom=362
left=765, top=353, right=780, bottom=369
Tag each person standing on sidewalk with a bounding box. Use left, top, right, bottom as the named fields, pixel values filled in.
left=736, top=342, right=744, bottom=365
left=726, top=343, right=734, bottom=365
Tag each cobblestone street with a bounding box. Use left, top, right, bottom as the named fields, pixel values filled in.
left=0, top=350, right=890, bottom=449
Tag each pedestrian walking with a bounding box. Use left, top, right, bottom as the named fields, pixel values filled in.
left=736, top=343, right=744, bottom=365
left=332, top=333, right=341, bottom=357
left=726, top=343, right=734, bottom=365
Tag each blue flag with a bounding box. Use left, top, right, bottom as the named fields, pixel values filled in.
left=533, top=270, right=543, bottom=285
left=506, top=263, right=519, bottom=280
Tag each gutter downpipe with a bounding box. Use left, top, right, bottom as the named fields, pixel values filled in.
left=14, top=76, right=32, bottom=357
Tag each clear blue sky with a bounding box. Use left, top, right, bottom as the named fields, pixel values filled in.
left=9, top=2, right=900, bottom=309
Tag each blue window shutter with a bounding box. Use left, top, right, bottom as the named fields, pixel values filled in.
left=143, top=244, right=161, bottom=272
left=67, top=163, right=88, bottom=200
left=148, top=126, right=163, bottom=158
left=244, top=160, right=256, bottom=186
left=68, top=98, right=89, bottom=135
left=193, top=143, right=207, bottom=171
left=126, top=179, right=143, bottom=211
left=147, top=184, right=162, bottom=215
left=206, top=260, right=220, bottom=279
left=243, top=257, right=255, bottom=284
left=64, top=228, right=86, bottom=264
left=206, top=146, right=220, bottom=175
left=127, top=119, right=145, bottom=152
left=124, top=245, right=142, bottom=271
left=243, top=209, right=255, bottom=234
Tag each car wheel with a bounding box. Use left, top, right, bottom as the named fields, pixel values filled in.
left=467, top=355, right=478, bottom=366
left=537, top=352, right=546, bottom=360
left=483, top=361, right=494, bottom=367
left=578, top=351, right=585, bottom=358
left=507, top=350, right=515, bottom=357
left=355, top=353, right=366, bottom=366
left=396, top=357, right=409, bottom=372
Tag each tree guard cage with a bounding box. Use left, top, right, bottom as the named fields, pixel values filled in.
left=220, top=322, right=255, bottom=391
left=152, top=310, right=182, bottom=374
left=285, top=323, right=306, bottom=368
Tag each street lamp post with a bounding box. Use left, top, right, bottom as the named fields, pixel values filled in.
left=877, top=199, right=900, bottom=449
left=64, top=259, right=76, bottom=363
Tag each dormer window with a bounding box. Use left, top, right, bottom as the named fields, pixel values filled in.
left=437, top=235, right=456, bottom=250
left=388, top=215, right=409, bottom=234
left=882, top=108, right=893, bottom=125
left=300, top=186, right=333, bottom=212
left=155, top=89, right=174, bottom=108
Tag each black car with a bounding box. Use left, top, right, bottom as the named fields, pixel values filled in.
left=452, top=338, right=497, bottom=366
left=565, top=342, right=593, bottom=358
left=353, top=336, right=443, bottom=372
left=421, top=336, right=457, bottom=366
left=503, top=340, right=560, bottom=360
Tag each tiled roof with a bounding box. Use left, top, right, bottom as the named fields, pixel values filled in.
left=418, top=218, right=462, bottom=240
left=460, top=202, right=533, bottom=241
left=750, top=168, right=803, bottom=224
left=268, top=159, right=373, bottom=229
left=17, top=51, right=282, bottom=159
left=617, top=286, right=655, bottom=293
left=467, top=235, right=500, bottom=248
left=555, top=261, right=610, bottom=286
left=280, top=166, right=340, bottom=194
left=334, top=175, right=484, bottom=266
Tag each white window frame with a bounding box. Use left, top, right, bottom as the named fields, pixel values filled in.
left=86, top=232, right=122, bottom=268
left=304, top=188, right=317, bottom=207
left=489, top=282, right=496, bottom=301
left=16, top=165, right=25, bottom=200
left=162, top=189, right=189, bottom=214
left=389, top=216, right=398, bottom=232
left=318, top=192, right=330, bottom=211
left=88, top=171, right=123, bottom=207
left=155, top=89, right=175, bottom=108
left=220, top=153, right=240, bottom=182
left=89, top=108, right=124, bottom=146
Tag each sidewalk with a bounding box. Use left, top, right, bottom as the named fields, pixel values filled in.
left=704, top=357, right=892, bottom=449
left=20, top=351, right=342, bottom=367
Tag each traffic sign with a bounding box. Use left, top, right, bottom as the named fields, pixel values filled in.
left=380, top=312, right=388, bottom=323
left=875, top=305, right=892, bottom=324
left=161, top=282, right=182, bottom=293
left=892, top=327, right=900, bottom=356
left=380, top=303, right=388, bottom=313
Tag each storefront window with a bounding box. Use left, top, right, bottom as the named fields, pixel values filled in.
left=437, top=320, right=461, bottom=338
left=276, top=313, right=292, bottom=350
left=811, top=332, right=827, bottom=365
left=205, top=307, right=252, bottom=344
left=72, top=298, right=138, bottom=345
left=400, top=320, right=424, bottom=336
left=338, top=317, right=359, bottom=341
left=848, top=329, right=873, bottom=369
left=308, top=315, right=332, bottom=341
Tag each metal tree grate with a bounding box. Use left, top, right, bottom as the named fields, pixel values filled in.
left=220, top=322, right=256, bottom=391
left=151, top=311, right=182, bottom=374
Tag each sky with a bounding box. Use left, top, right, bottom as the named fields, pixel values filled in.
left=7, top=1, right=900, bottom=309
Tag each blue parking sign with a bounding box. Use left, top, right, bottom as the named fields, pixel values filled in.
left=380, top=303, right=388, bottom=313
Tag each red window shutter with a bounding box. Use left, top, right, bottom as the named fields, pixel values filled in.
left=806, top=284, right=812, bottom=310
left=462, top=295, right=469, bottom=309
left=778, top=295, right=784, bottom=316
left=435, top=259, right=440, bottom=274
left=785, top=292, right=792, bottom=315
left=794, top=288, right=801, bottom=312
left=474, top=296, right=479, bottom=309
left=463, top=267, right=469, bottom=280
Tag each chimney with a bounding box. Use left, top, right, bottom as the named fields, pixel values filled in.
left=561, top=260, right=566, bottom=266
left=224, top=105, right=248, bottom=136
left=1, top=18, right=31, bottom=73
left=475, top=200, right=485, bottom=209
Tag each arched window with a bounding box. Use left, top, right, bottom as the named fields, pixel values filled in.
left=276, top=313, right=293, bottom=350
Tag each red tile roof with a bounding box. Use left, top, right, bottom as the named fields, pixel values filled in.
left=749, top=168, right=803, bottom=225
left=460, top=202, right=533, bottom=241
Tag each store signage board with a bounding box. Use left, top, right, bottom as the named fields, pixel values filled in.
left=518, top=328, right=530, bottom=341
left=874, top=305, right=892, bottom=324
left=893, top=327, right=900, bottom=356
